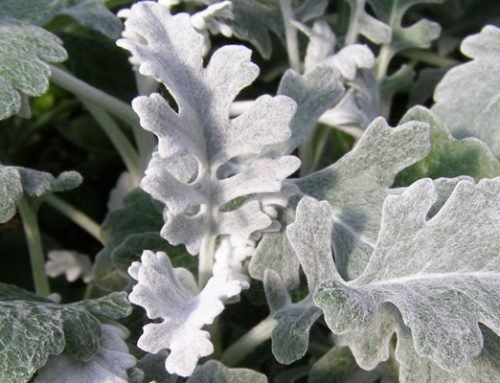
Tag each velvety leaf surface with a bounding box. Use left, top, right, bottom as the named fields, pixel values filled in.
left=432, top=25, right=500, bottom=157
left=0, top=298, right=101, bottom=382
left=128, top=250, right=245, bottom=376
left=308, top=178, right=500, bottom=380
left=0, top=18, right=67, bottom=120
left=118, top=1, right=299, bottom=255
left=293, top=117, right=430, bottom=280
left=0, top=0, right=121, bottom=38
left=188, top=360, right=267, bottom=383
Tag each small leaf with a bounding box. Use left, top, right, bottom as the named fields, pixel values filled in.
left=45, top=250, right=92, bottom=283
left=0, top=17, right=67, bottom=120
left=0, top=165, right=82, bottom=223
left=432, top=25, right=500, bottom=157
left=128, top=250, right=246, bottom=377
left=35, top=324, right=136, bottom=383
left=188, top=360, right=267, bottom=383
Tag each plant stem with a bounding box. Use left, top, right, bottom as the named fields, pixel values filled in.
left=401, top=49, right=459, bottom=68
left=279, top=0, right=301, bottom=72
left=49, top=65, right=138, bottom=127
left=220, top=316, right=276, bottom=367
left=45, top=195, right=103, bottom=244
left=82, top=100, right=142, bottom=184
left=17, top=198, right=51, bottom=296
left=198, top=233, right=216, bottom=289
left=344, top=0, right=365, bottom=45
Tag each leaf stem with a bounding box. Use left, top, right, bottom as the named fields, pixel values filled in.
left=220, top=316, right=276, bottom=366
left=82, top=100, right=142, bottom=184
left=49, top=65, right=138, bottom=127
left=400, top=49, right=459, bottom=68
left=279, top=0, right=301, bottom=72
left=345, top=0, right=365, bottom=45
left=17, top=197, right=51, bottom=296
left=44, top=195, right=103, bottom=244
left=198, top=233, right=216, bottom=289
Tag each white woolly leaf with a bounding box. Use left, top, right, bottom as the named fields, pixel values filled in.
left=0, top=17, right=67, bottom=120
left=128, top=250, right=246, bottom=377
left=304, top=178, right=500, bottom=380
left=294, top=117, right=430, bottom=280
left=432, top=25, right=500, bottom=157
left=45, top=250, right=92, bottom=283
left=35, top=324, right=136, bottom=383
left=118, top=1, right=300, bottom=255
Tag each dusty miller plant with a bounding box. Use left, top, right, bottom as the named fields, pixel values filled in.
left=0, top=0, right=499, bottom=382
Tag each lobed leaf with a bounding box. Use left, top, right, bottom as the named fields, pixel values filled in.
left=128, top=250, right=246, bottom=376
left=432, top=25, right=500, bottom=157
left=0, top=18, right=67, bottom=120
left=118, top=1, right=300, bottom=255
left=304, top=178, right=500, bottom=380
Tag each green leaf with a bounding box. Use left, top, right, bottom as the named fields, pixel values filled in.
left=0, top=300, right=100, bottom=382
left=0, top=17, right=67, bottom=120
left=307, top=178, right=500, bottom=381
left=432, top=25, right=500, bottom=157
left=187, top=360, right=267, bottom=383
left=395, top=107, right=500, bottom=186
left=294, top=117, right=430, bottom=280
left=0, top=165, right=82, bottom=223
left=0, top=0, right=121, bottom=38
left=76, top=292, right=132, bottom=320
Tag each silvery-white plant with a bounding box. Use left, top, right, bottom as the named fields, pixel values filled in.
left=0, top=1, right=499, bottom=382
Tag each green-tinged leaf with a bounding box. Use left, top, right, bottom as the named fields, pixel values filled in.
left=135, top=351, right=178, bottom=383
left=0, top=299, right=100, bottom=382
left=308, top=346, right=379, bottom=383
left=293, top=117, right=430, bottom=280
left=432, top=25, right=500, bottom=157
left=408, top=68, right=447, bottom=108
left=0, top=0, right=121, bottom=38
left=0, top=165, right=82, bottom=223
left=100, top=188, right=163, bottom=245
left=187, top=360, right=267, bottom=383
left=261, top=198, right=336, bottom=364
left=0, top=282, right=49, bottom=302
left=395, top=107, right=500, bottom=185
left=306, top=178, right=500, bottom=381
left=0, top=17, right=67, bottom=120
left=77, top=292, right=132, bottom=320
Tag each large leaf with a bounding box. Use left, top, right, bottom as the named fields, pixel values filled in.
left=395, top=107, right=500, bottom=186
left=0, top=0, right=121, bottom=38
left=302, top=178, right=500, bottom=381
left=0, top=17, right=67, bottom=120
left=118, top=1, right=300, bottom=255
left=0, top=165, right=82, bottom=223
left=432, top=25, right=500, bottom=157
left=293, top=117, right=430, bottom=280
